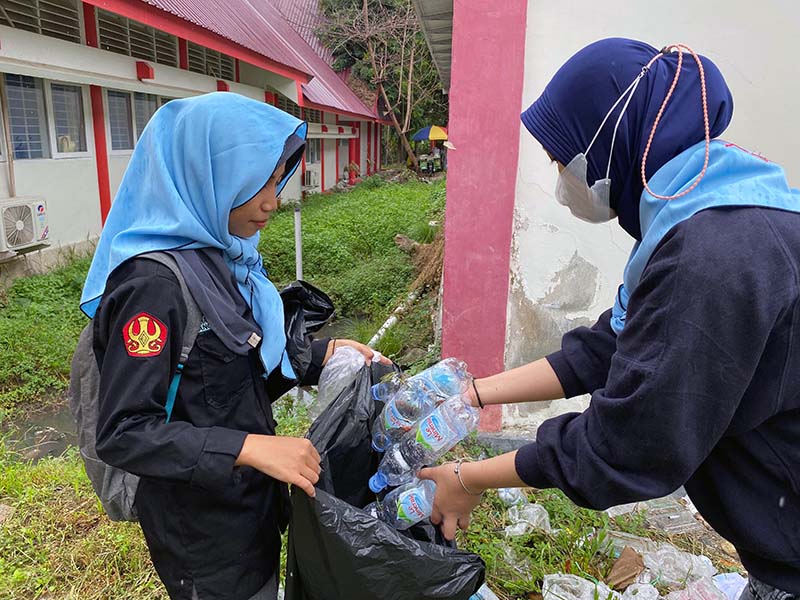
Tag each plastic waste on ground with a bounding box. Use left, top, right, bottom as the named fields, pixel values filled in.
left=504, top=503, right=551, bottom=536
left=369, top=396, right=480, bottom=492
left=371, top=383, right=438, bottom=451
left=641, top=543, right=717, bottom=588
left=469, top=583, right=500, bottom=600
left=620, top=583, right=660, bottom=599
left=712, top=573, right=748, bottom=600
left=542, top=574, right=620, bottom=600
left=665, top=578, right=727, bottom=600
left=601, top=531, right=661, bottom=558
left=605, top=502, right=642, bottom=519
left=498, top=487, right=529, bottom=506
left=370, top=357, right=471, bottom=402
left=363, top=479, right=436, bottom=530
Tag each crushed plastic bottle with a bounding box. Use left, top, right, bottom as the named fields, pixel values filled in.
left=642, top=544, right=717, bottom=587
left=371, top=384, right=436, bottom=451
left=542, top=574, right=620, bottom=600
left=498, top=487, right=529, bottom=506
left=620, top=583, right=660, bottom=599
left=504, top=503, right=551, bottom=536
left=313, top=347, right=365, bottom=418
left=370, top=358, right=471, bottom=402
left=665, top=578, right=726, bottom=600
left=469, top=583, right=500, bottom=600
left=363, top=479, right=436, bottom=530
left=368, top=397, right=480, bottom=492
left=712, top=573, right=748, bottom=600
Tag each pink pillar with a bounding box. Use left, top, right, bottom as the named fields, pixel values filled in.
left=441, top=0, right=528, bottom=432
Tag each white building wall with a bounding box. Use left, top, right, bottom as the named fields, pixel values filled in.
left=504, top=0, right=800, bottom=432
left=359, top=122, right=368, bottom=177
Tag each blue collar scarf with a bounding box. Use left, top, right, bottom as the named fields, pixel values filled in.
left=80, top=92, right=306, bottom=378
left=611, top=140, right=800, bottom=334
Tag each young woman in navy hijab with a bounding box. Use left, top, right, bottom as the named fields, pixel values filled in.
left=82, top=92, right=386, bottom=600
left=420, top=39, right=800, bottom=598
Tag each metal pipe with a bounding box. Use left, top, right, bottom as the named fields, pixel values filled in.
left=294, top=203, right=303, bottom=281
left=0, top=74, right=17, bottom=197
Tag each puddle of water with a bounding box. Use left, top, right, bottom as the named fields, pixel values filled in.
left=2, top=404, right=77, bottom=461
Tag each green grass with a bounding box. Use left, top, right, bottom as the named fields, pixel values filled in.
left=0, top=257, right=92, bottom=420
left=260, top=180, right=445, bottom=317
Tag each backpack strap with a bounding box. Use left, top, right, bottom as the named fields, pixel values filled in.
left=139, top=252, right=202, bottom=422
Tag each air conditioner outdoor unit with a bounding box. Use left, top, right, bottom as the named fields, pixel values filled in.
left=0, top=197, right=50, bottom=255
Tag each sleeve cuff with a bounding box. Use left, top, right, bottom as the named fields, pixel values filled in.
left=300, top=338, right=330, bottom=386
left=514, top=442, right=552, bottom=489
left=546, top=351, right=586, bottom=399
left=191, top=426, right=248, bottom=491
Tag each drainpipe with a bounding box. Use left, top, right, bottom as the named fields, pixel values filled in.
left=0, top=75, right=17, bottom=198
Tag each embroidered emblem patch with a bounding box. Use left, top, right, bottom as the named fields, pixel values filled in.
left=123, top=312, right=168, bottom=357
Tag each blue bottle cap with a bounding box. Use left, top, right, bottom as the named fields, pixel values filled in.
left=368, top=472, right=386, bottom=493
left=371, top=439, right=385, bottom=452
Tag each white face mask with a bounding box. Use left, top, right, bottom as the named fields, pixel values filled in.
left=554, top=66, right=649, bottom=224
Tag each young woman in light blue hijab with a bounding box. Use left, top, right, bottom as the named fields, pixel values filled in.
left=83, top=92, right=385, bottom=600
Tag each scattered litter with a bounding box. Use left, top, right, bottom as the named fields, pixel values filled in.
left=504, top=503, right=551, bottom=536
left=542, top=574, right=619, bottom=600
left=606, top=502, right=642, bottom=519
left=643, top=496, right=704, bottom=535
left=620, top=583, right=661, bottom=599
left=498, top=487, right=529, bottom=506
left=642, top=544, right=716, bottom=587
left=470, top=582, right=500, bottom=600
left=604, top=531, right=660, bottom=557
left=502, top=545, right=532, bottom=577
left=665, top=578, right=726, bottom=600
left=608, top=547, right=646, bottom=591
left=712, top=573, right=748, bottom=600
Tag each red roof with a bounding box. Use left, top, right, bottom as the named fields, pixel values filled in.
left=98, top=0, right=378, bottom=120
left=273, top=0, right=334, bottom=67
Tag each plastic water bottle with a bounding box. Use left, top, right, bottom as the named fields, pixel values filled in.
left=469, top=583, right=500, bottom=600
left=363, top=479, right=436, bottom=530
left=371, top=384, right=436, bottom=451
left=369, top=358, right=470, bottom=403
left=368, top=397, right=479, bottom=493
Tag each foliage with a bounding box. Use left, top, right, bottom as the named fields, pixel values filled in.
left=0, top=257, right=91, bottom=418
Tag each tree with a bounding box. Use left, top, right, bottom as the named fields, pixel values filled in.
left=317, top=0, right=447, bottom=170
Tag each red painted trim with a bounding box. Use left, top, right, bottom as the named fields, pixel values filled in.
left=338, top=126, right=344, bottom=134
left=335, top=135, right=340, bottom=182
left=89, top=85, right=111, bottom=224
left=321, top=125, right=328, bottom=133
left=320, top=138, right=325, bottom=192
left=374, top=122, right=379, bottom=172
left=295, top=81, right=305, bottom=108
left=441, top=0, right=529, bottom=432
left=304, top=99, right=376, bottom=123
left=235, top=58, right=240, bottom=83
left=367, top=122, right=371, bottom=176
left=136, top=61, right=154, bottom=81
left=264, top=91, right=276, bottom=105
left=83, top=3, right=98, bottom=47
left=217, top=80, right=229, bottom=92
left=82, top=0, right=311, bottom=83
left=178, top=37, right=188, bottom=69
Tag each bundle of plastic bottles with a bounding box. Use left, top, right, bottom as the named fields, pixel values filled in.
left=365, top=358, right=481, bottom=534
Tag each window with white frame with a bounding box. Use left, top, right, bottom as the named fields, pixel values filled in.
left=187, top=42, right=235, bottom=80
left=134, top=92, right=158, bottom=139
left=305, top=138, right=321, bottom=164
left=97, top=9, right=179, bottom=68
left=107, top=90, right=134, bottom=151
left=5, top=74, right=50, bottom=159
left=49, top=83, right=87, bottom=153
left=0, top=0, right=82, bottom=44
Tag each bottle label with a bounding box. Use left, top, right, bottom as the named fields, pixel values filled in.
left=384, top=402, right=413, bottom=431
left=396, top=489, right=430, bottom=525
left=415, top=412, right=454, bottom=452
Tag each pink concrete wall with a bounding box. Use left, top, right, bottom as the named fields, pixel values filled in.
left=441, top=0, right=528, bottom=431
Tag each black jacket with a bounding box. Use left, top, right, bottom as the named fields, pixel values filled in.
left=93, top=257, right=328, bottom=600
left=515, top=207, right=800, bottom=593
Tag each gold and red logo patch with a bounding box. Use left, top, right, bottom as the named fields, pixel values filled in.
left=123, top=312, right=168, bottom=357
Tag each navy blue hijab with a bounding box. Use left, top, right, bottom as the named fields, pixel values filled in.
left=521, top=38, right=734, bottom=239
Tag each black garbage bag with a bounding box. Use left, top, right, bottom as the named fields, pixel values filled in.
left=280, top=280, right=335, bottom=380
left=285, top=363, right=485, bottom=600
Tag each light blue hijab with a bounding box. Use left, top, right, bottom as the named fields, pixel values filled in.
left=611, top=140, right=800, bottom=334
left=81, top=92, right=306, bottom=378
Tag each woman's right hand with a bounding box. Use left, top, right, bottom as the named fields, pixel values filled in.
left=235, top=434, right=321, bottom=497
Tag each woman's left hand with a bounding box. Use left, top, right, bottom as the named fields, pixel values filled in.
left=418, top=462, right=484, bottom=540
left=324, top=338, right=393, bottom=366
